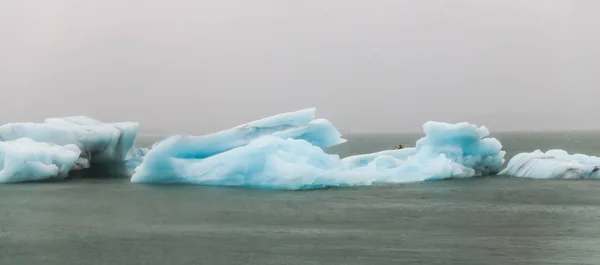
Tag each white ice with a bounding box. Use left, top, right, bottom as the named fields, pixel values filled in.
left=498, top=149, right=600, bottom=179
left=0, top=116, right=139, bottom=175
left=0, top=138, right=81, bottom=183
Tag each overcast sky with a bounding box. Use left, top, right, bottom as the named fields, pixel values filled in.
left=1, top=0, right=598, bottom=133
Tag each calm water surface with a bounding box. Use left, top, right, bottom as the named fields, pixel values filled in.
left=1, top=132, right=600, bottom=265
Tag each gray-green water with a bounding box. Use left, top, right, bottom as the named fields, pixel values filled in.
left=2, top=132, right=600, bottom=265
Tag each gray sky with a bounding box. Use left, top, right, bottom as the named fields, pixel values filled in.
left=1, top=0, right=599, bottom=134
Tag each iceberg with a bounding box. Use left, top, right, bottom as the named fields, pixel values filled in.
left=341, top=122, right=505, bottom=181
left=0, top=116, right=139, bottom=176
left=131, top=108, right=346, bottom=181
left=131, top=108, right=505, bottom=190
left=0, top=138, right=81, bottom=183
left=155, top=108, right=345, bottom=160
left=498, top=149, right=600, bottom=179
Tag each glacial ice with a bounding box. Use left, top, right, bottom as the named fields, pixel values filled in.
left=156, top=108, right=344, bottom=159
left=124, top=147, right=149, bottom=175
left=0, top=138, right=81, bottom=183
left=131, top=109, right=505, bottom=190
left=498, top=149, right=600, bottom=179
left=0, top=116, right=140, bottom=175
left=131, top=108, right=346, bottom=182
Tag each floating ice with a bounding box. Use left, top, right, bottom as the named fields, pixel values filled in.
left=340, top=122, right=505, bottom=181
left=0, top=138, right=81, bottom=183
left=131, top=108, right=505, bottom=190
left=341, top=149, right=418, bottom=168
left=498, top=149, right=600, bottom=179
left=0, top=116, right=139, bottom=175
left=131, top=108, right=346, bottom=181
left=124, top=147, right=149, bottom=175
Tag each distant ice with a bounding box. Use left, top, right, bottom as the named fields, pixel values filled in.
left=0, top=116, right=140, bottom=176
left=498, top=149, right=600, bottom=179
left=0, top=138, right=81, bottom=183
left=131, top=108, right=505, bottom=190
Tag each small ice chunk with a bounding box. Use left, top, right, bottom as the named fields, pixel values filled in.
left=498, top=149, right=600, bottom=179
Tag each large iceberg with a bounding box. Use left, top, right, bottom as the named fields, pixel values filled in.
left=131, top=108, right=346, bottom=181
left=0, top=138, right=81, bottom=183
left=131, top=108, right=505, bottom=190
left=0, top=116, right=140, bottom=176
left=498, top=149, right=600, bottom=179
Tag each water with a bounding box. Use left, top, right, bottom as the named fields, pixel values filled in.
left=2, top=132, right=600, bottom=265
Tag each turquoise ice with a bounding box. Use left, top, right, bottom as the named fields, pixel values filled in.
left=131, top=109, right=505, bottom=190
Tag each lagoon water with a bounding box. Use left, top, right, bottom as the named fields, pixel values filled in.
left=2, top=132, right=600, bottom=265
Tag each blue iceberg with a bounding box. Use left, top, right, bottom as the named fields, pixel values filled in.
left=147, top=108, right=345, bottom=160
left=131, top=109, right=505, bottom=190
left=498, top=149, right=600, bottom=179
left=0, top=116, right=140, bottom=175
left=342, top=121, right=505, bottom=181
left=131, top=108, right=346, bottom=182
left=0, top=138, right=81, bottom=183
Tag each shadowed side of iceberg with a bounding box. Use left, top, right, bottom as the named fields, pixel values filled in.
left=0, top=138, right=82, bottom=183
left=498, top=149, right=600, bottom=179
left=0, top=116, right=140, bottom=176
left=414, top=122, right=505, bottom=176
